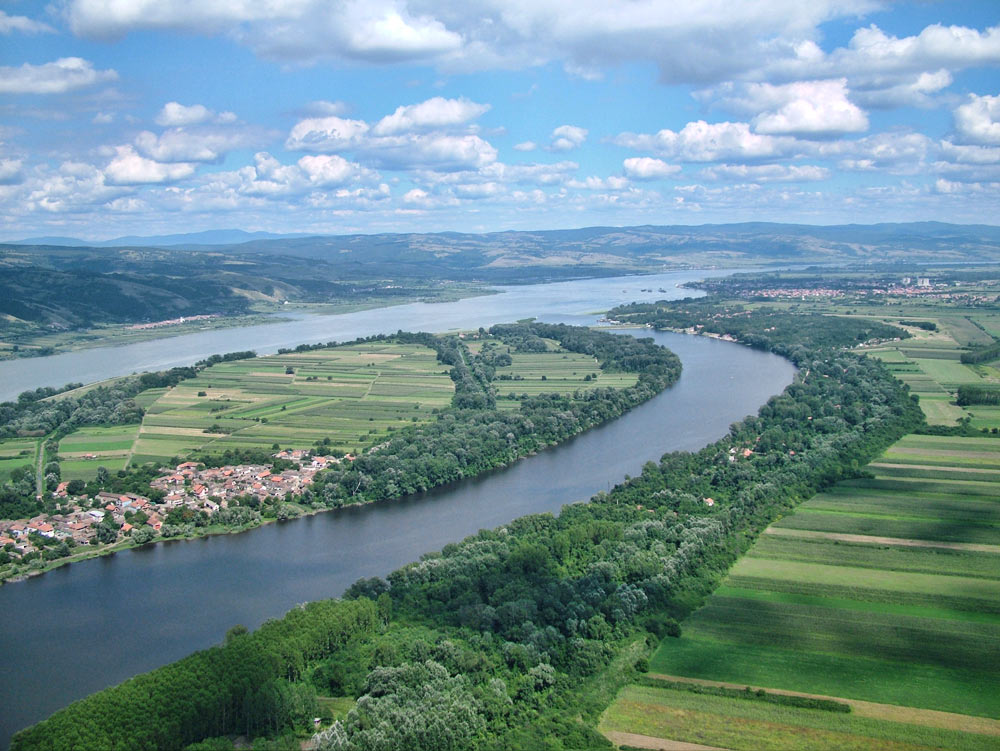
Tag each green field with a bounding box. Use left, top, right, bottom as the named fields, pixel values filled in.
left=124, top=342, right=456, bottom=466
left=604, top=434, right=1000, bottom=749
left=57, top=425, right=141, bottom=479
left=493, top=350, right=637, bottom=396
left=861, top=311, right=1000, bottom=429
left=0, top=437, right=37, bottom=481
left=599, top=683, right=998, bottom=751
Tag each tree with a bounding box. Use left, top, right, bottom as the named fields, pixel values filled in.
left=95, top=512, right=120, bottom=544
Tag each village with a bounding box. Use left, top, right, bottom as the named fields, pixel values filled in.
left=0, top=449, right=349, bottom=568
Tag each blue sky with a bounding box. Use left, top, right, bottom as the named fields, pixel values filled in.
left=1, top=1, right=998, bottom=240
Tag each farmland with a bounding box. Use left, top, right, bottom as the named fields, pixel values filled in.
left=127, top=342, right=455, bottom=467
left=49, top=335, right=634, bottom=479
left=601, top=433, right=1000, bottom=749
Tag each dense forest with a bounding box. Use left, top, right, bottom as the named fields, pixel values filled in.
left=10, top=301, right=923, bottom=751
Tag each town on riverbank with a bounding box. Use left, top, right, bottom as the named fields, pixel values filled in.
left=0, top=449, right=349, bottom=582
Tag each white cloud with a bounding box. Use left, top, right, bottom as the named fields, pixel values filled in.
left=0, top=159, right=24, bottom=185
left=372, top=97, right=490, bottom=135
left=364, top=134, right=498, bottom=171
left=285, top=116, right=371, bottom=153
left=615, top=121, right=794, bottom=162
left=513, top=141, right=537, bottom=152
left=954, top=94, right=1000, bottom=146
left=567, top=175, right=630, bottom=190
left=92, top=112, right=115, bottom=124
left=104, top=146, right=196, bottom=185
left=851, top=69, right=952, bottom=109
left=286, top=109, right=498, bottom=171
left=0, top=58, right=118, bottom=94
left=722, top=80, right=868, bottom=137
left=134, top=126, right=266, bottom=163
left=623, top=157, right=681, bottom=179
left=64, top=0, right=877, bottom=83
left=836, top=23, right=1000, bottom=76
left=155, top=102, right=236, bottom=127
left=699, top=163, right=829, bottom=182
left=0, top=10, right=56, bottom=34
left=549, top=125, right=588, bottom=151
left=939, top=140, right=1000, bottom=165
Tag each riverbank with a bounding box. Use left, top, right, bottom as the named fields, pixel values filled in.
left=0, top=285, right=497, bottom=361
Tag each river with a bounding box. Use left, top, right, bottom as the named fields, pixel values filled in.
left=0, top=272, right=795, bottom=747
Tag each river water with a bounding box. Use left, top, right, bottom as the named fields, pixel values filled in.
left=0, top=272, right=795, bottom=747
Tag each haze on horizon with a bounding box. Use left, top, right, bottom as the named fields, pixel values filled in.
left=1, top=0, right=998, bottom=241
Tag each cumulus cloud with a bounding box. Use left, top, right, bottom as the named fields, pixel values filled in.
left=155, top=102, right=236, bottom=127
left=286, top=116, right=371, bottom=153
left=0, top=58, right=118, bottom=94
left=615, top=121, right=794, bottom=162
left=549, top=125, right=588, bottom=152
left=851, top=69, right=952, bottom=109
left=372, top=97, right=490, bottom=135
left=286, top=103, right=498, bottom=172
left=954, top=94, right=1000, bottom=146
left=699, top=163, right=829, bottom=182
left=623, top=157, right=681, bottom=179
left=0, top=10, right=56, bottom=34
left=513, top=141, right=537, bottom=152
left=710, top=79, right=868, bottom=137
left=104, top=146, right=196, bottom=184
left=134, top=126, right=267, bottom=163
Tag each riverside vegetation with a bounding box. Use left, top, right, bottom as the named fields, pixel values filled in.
left=0, top=324, right=678, bottom=582
left=11, top=300, right=925, bottom=750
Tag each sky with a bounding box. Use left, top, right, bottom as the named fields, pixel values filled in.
left=0, top=1, right=998, bottom=241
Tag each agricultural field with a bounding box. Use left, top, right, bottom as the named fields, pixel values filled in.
left=127, top=341, right=456, bottom=467
left=0, top=437, right=37, bottom=481
left=493, top=349, right=637, bottom=397
left=57, top=425, right=140, bottom=480
left=602, top=433, right=1000, bottom=749
left=861, top=312, right=1000, bottom=429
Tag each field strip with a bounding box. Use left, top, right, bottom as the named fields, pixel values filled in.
left=602, top=731, right=727, bottom=751
left=888, top=447, right=1000, bottom=459
left=763, top=526, right=1000, bottom=553
left=138, top=426, right=221, bottom=437
left=646, top=674, right=1000, bottom=735
left=870, top=462, right=1000, bottom=475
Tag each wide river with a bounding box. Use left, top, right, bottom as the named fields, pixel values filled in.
left=0, top=271, right=796, bottom=748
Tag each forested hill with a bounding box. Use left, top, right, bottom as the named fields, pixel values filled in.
left=11, top=306, right=924, bottom=751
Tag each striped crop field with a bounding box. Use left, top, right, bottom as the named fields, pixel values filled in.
left=603, top=434, right=1000, bottom=749
left=127, top=341, right=455, bottom=466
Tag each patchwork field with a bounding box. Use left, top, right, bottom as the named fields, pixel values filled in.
left=125, top=342, right=456, bottom=467
left=602, top=434, right=1000, bottom=749
left=863, top=314, right=1000, bottom=429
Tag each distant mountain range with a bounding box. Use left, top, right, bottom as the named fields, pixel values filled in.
left=4, top=221, right=1000, bottom=337
left=8, top=229, right=307, bottom=247
left=8, top=221, right=1000, bottom=261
